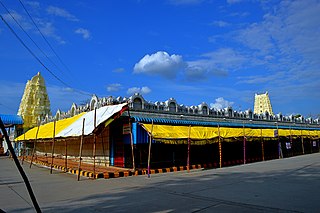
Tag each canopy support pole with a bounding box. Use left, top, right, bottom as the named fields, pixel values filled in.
left=77, top=118, right=85, bottom=181
left=21, top=131, right=26, bottom=165
left=147, top=120, right=154, bottom=178
left=44, top=136, right=48, bottom=164
left=65, top=139, right=68, bottom=172
left=218, top=124, right=222, bottom=168
left=301, top=130, right=304, bottom=155
left=92, top=108, right=97, bottom=179
left=261, top=129, right=265, bottom=161
left=50, top=120, right=56, bottom=174
left=30, top=123, right=40, bottom=169
left=276, top=124, right=283, bottom=159
left=127, top=107, right=136, bottom=171
left=243, top=123, right=246, bottom=164
left=187, top=125, right=191, bottom=172
left=290, top=128, right=293, bottom=157
left=101, top=133, right=107, bottom=167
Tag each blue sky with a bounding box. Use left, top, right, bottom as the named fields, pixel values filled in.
left=0, top=0, right=319, bottom=118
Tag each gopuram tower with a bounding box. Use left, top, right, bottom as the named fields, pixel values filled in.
left=254, top=91, right=274, bottom=115
left=18, top=72, right=51, bottom=130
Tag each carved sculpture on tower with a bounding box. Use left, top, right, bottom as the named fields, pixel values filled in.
left=18, top=72, right=51, bottom=130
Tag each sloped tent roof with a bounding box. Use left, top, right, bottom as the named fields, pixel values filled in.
left=16, top=103, right=128, bottom=141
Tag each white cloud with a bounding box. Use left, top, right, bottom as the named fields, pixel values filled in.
left=185, top=65, right=228, bottom=81
left=38, top=21, right=65, bottom=44
left=210, top=97, right=234, bottom=110
left=2, top=9, right=66, bottom=44
left=134, top=51, right=185, bottom=79
left=127, top=86, right=151, bottom=95
left=107, top=83, right=122, bottom=92
left=187, top=48, right=247, bottom=73
left=237, top=1, right=320, bottom=61
left=2, top=11, right=33, bottom=30
left=75, top=28, right=91, bottom=40
left=46, top=6, right=78, bottom=21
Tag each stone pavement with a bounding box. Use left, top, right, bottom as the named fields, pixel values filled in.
left=1, top=153, right=319, bottom=212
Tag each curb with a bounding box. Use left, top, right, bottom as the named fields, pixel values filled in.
left=23, top=158, right=219, bottom=180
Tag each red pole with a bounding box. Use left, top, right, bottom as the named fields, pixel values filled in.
left=187, top=125, right=191, bottom=172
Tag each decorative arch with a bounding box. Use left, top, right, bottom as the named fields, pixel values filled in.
left=166, top=98, right=178, bottom=112
left=55, top=109, right=61, bottom=120
left=90, top=95, right=98, bottom=110
left=133, top=97, right=143, bottom=110
left=198, top=102, right=209, bottom=115
left=70, top=103, right=77, bottom=117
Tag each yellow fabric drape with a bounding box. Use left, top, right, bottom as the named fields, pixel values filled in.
left=142, top=124, right=219, bottom=140
left=16, top=112, right=85, bottom=141
left=141, top=124, right=320, bottom=143
left=142, top=124, right=281, bottom=140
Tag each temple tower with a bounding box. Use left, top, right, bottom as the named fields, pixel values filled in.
left=254, top=92, right=274, bottom=115
left=18, top=72, right=51, bottom=130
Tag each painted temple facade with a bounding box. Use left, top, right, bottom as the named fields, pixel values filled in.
left=17, top=72, right=51, bottom=130
left=254, top=92, right=274, bottom=116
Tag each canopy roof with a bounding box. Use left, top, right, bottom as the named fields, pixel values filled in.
left=0, top=114, right=23, bottom=125
left=16, top=103, right=128, bottom=141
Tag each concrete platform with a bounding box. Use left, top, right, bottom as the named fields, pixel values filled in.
left=1, top=153, right=319, bottom=212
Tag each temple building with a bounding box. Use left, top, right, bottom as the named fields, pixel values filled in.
left=17, top=72, right=51, bottom=130
left=254, top=92, right=274, bottom=116
left=16, top=93, right=320, bottom=172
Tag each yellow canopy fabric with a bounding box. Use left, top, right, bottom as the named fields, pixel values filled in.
left=15, top=103, right=128, bottom=141
left=142, top=124, right=219, bottom=140
left=141, top=124, right=320, bottom=143
left=15, top=112, right=85, bottom=141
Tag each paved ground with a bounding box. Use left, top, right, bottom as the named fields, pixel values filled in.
left=0, top=153, right=319, bottom=213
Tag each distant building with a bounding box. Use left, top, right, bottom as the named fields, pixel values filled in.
left=254, top=92, right=273, bottom=116
left=18, top=72, right=51, bottom=130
